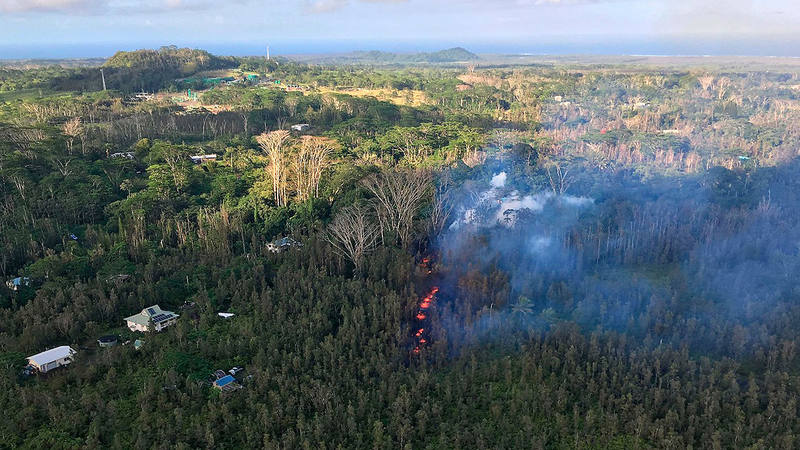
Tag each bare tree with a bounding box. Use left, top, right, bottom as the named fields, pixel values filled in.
left=326, top=204, right=380, bottom=276
left=546, top=160, right=573, bottom=195
left=428, top=183, right=454, bottom=236
left=697, top=75, right=715, bottom=98
left=51, top=156, right=73, bottom=177
left=62, top=117, right=84, bottom=155
left=293, top=136, right=336, bottom=201
left=256, top=130, right=292, bottom=206
left=361, top=170, right=432, bottom=246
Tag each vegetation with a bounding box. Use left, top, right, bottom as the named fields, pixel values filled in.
left=1, top=49, right=800, bottom=448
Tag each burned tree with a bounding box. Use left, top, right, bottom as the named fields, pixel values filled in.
left=293, top=136, right=336, bottom=201
left=256, top=130, right=292, bottom=207
left=545, top=160, right=573, bottom=195
left=62, top=117, right=83, bottom=155
left=361, top=170, right=432, bottom=246
left=326, top=204, right=380, bottom=275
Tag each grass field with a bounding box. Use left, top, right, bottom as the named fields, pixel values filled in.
left=317, top=86, right=429, bottom=106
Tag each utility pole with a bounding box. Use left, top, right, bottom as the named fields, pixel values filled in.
left=100, top=68, right=107, bottom=91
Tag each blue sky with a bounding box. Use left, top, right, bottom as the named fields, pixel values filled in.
left=1, top=0, right=799, bottom=58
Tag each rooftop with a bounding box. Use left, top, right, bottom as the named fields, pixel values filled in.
left=27, top=346, right=75, bottom=366
left=125, top=305, right=178, bottom=326
left=214, top=375, right=235, bottom=387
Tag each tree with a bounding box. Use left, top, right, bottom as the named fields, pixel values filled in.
left=62, top=117, right=83, bottom=155
left=293, top=136, right=336, bottom=201
left=256, top=130, right=292, bottom=206
left=326, top=204, right=380, bottom=276
left=545, top=159, right=573, bottom=195
left=361, top=170, right=432, bottom=246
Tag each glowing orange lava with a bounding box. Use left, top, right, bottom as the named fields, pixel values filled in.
left=412, top=258, right=440, bottom=356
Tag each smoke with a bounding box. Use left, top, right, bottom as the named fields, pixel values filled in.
left=430, top=158, right=800, bottom=362
left=448, top=170, right=592, bottom=230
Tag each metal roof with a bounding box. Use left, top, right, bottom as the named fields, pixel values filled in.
left=214, top=375, right=235, bottom=387
left=27, top=346, right=75, bottom=366
left=125, top=305, right=178, bottom=326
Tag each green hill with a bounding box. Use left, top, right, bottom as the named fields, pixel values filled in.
left=104, top=46, right=234, bottom=75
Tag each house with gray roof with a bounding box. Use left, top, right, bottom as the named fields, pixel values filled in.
left=26, top=346, right=76, bottom=374
left=124, top=305, right=179, bottom=332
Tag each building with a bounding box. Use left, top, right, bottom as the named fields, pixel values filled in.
left=190, top=154, right=217, bottom=164
left=26, top=346, right=76, bottom=374
left=291, top=124, right=310, bottom=132
left=213, top=374, right=242, bottom=392
left=124, top=305, right=179, bottom=332
left=6, top=277, right=31, bottom=291
left=267, top=237, right=302, bottom=253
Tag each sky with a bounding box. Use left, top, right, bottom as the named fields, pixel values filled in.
left=1, top=0, right=799, bottom=58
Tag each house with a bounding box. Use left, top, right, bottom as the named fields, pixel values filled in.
left=124, top=305, right=179, bottom=332
left=190, top=154, right=217, bottom=164
left=6, top=277, right=31, bottom=291
left=218, top=312, right=235, bottom=319
left=26, top=346, right=76, bottom=374
left=291, top=123, right=310, bottom=132
left=267, top=237, right=302, bottom=253
left=213, top=374, right=242, bottom=392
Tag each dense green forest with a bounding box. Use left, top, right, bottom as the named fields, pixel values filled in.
left=1, top=49, right=800, bottom=448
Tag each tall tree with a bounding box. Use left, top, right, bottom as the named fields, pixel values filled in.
left=326, top=204, right=380, bottom=275
left=361, top=170, right=432, bottom=246
left=62, top=117, right=83, bottom=155
left=256, top=130, right=292, bottom=207
left=293, top=136, right=336, bottom=201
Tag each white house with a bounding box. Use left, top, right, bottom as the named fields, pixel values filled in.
left=190, top=154, right=217, bottom=164
left=124, top=305, right=179, bottom=332
left=291, top=124, right=310, bottom=132
left=27, top=346, right=76, bottom=373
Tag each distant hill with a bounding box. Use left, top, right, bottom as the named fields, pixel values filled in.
left=104, top=46, right=235, bottom=75
left=425, top=47, right=480, bottom=62
left=46, top=46, right=237, bottom=93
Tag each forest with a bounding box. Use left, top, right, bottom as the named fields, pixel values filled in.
left=1, top=48, right=800, bottom=449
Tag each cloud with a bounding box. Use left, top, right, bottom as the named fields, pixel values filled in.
left=0, top=0, right=97, bottom=13
left=0, top=0, right=243, bottom=14
left=307, top=0, right=407, bottom=14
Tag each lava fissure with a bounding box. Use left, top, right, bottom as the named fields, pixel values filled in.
left=413, top=256, right=440, bottom=355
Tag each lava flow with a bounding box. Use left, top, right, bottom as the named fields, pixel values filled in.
left=413, top=256, right=440, bottom=355
left=413, top=256, right=439, bottom=355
